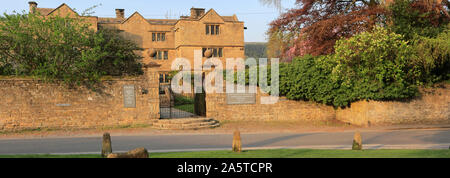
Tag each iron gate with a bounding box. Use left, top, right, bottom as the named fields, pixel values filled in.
left=159, top=83, right=197, bottom=119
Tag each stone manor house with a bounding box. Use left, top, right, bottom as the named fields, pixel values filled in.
left=28, top=2, right=245, bottom=83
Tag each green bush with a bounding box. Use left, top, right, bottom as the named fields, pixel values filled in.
left=174, top=95, right=194, bottom=105
left=279, top=55, right=341, bottom=105
left=0, top=12, right=142, bottom=87
left=279, top=27, right=419, bottom=107
left=387, top=0, right=449, bottom=85
left=388, top=0, right=449, bottom=41
left=332, top=26, right=418, bottom=102
left=410, top=25, right=450, bottom=84
left=93, top=28, right=143, bottom=77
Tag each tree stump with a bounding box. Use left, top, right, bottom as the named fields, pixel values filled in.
left=101, top=132, right=112, bottom=157
left=107, top=147, right=149, bottom=158
left=352, top=131, right=362, bottom=150
left=232, top=130, right=242, bottom=152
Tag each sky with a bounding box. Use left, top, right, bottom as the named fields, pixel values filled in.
left=1, top=0, right=297, bottom=42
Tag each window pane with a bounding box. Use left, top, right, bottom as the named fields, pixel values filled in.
left=213, top=48, right=217, bottom=57
left=211, top=25, right=215, bottom=35
left=157, top=33, right=161, bottom=41
left=219, top=48, right=223, bottom=57
left=216, top=25, right=219, bottom=35
left=159, top=74, right=164, bottom=83
left=152, top=33, right=155, bottom=41
left=158, top=51, right=162, bottom=59
left=162, top=33, right=165, bottom=41
left=164, top=51, right=168, bottom=60
left=164, top=74, right=169, bottom=83
left=202, top=48, right=206, bottom=57
left=205, top=25, right=209, bottom=35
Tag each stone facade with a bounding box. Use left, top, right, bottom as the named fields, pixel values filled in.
left=29, top=2, right=245, bottom=83
left=0, top=66, right=160, bottom=132
left=206, top=85, right=450, bottom=126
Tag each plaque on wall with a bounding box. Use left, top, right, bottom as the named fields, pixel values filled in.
left=56, top=103, right=71, bottom=107
left=226, top=93, right=256, bottom=105
left=123, top=85, right=136, bottom=108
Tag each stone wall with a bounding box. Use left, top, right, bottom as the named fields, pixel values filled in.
left=205, top=87, right=336, bottom=121
left=336, top=86, right=450, bottom=126
left=0, top=68, right=160, bottom=132
left=206, top=85, right=450, bottom=126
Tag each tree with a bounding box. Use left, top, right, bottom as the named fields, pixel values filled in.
left=93, top=28, right=143, bottom=76
left=268, top=0, right=386, bottom=58
left=388, top=0, right=449, bottom=41
left=0, top=11, right=142, bottom=87
left=245, top=42, right=268, bottom=59
left=278, top=27, right=419, bottom=107
left=267, top=0, right=449, bottom=58
left=259, top=0, right=284, bottom=12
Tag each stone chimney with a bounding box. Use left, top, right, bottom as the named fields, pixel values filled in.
left=190, top=7, right=205, bottom=19
left=28, top=1, right=37, bottom=13
left=115, top=9, right=125, bottom=19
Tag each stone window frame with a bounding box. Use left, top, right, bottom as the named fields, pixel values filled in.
left=164, top=73, right=170, bottom=83
left=153, top=50, right=169, bottom=60
left=163, top=51, right=168, bottom=60
left=202, top=47, right=223, bottom=57
left=205, top=24, right=220, bottom=35
left=158, top=72, right=170, bottom=83
left=159, top=73, right=164, bottom=83
left=152, top=32, right=166, bottom=42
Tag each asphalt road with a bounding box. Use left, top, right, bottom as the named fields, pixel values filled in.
left=0, top=129, right=449, bottom=154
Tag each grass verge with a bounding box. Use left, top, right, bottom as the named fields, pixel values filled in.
left=1, top=149, right=449, bottom=158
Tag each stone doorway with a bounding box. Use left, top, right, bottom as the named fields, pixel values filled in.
left=154, top=76, right=219, bottom=130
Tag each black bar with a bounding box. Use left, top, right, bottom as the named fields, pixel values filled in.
left=0, top=158, right=446, bottom=177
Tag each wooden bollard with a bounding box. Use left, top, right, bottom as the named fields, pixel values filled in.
left=352, top=131, right=362, bottom=150
left=232, top=130, right=242, bottom=152
left=102, top=132, right=113, bottom=157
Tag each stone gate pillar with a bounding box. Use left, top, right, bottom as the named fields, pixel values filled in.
left=143, top=62, right=161, bottom=119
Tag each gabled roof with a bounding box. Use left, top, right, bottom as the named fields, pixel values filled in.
left=35, top=8, right=54, bottom=15
left=34, top=4, right=241, bottom=26
left=46, top=3, right=79, bottom=17
left=98, top=12, right=178, bottom=26
left=176, top=9, right=241, bottom=24
left=121, top=11, right=149, bottom=25
left=198, top=9, right=224, bottom=22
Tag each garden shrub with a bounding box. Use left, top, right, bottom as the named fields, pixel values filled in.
left=387, top=0, right=449, bottom=85
left=279, top=27, right=419, bottom=107
left=388, top=0, right=449, bottom=41
left=0, top=11, right=142, bottom=87
left=93, top=28, right=143, bottom=77
left=279, top=55, right=341, bottom=105
left=332, top=26, right=418, bottom=102
left=410, top=25, right=450, bottom=84
left=174, top=95, right=194, bottom=105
